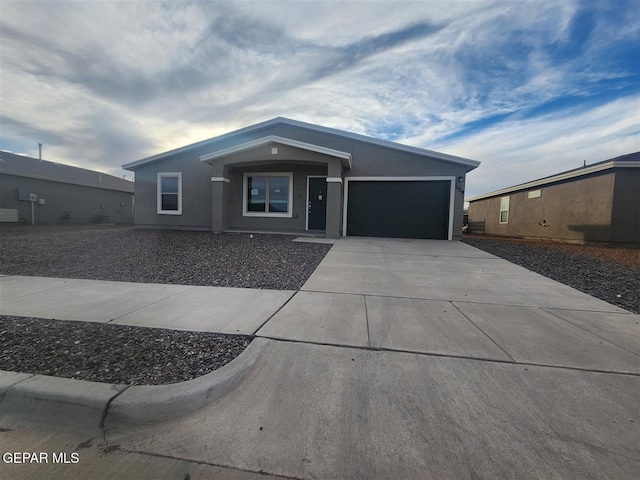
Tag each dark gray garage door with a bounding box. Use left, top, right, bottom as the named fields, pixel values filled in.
left=347, top=180, right=450, bottom=239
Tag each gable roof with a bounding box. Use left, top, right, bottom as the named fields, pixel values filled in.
left=466, top=151, right=640, bottom=202
left=199, top=135, right=353, bottom=169
left=122, top=117, right=480, bottom=171
left=0, top=151, right=134, bottom=193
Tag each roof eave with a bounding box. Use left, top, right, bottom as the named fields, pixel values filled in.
left=122, top=116, right=480, bottom=171
left=122, top=117, right=287, bottom=170
left=199, top=135, right=353, bottom=169
left=466, top=159, right=640, bottom=202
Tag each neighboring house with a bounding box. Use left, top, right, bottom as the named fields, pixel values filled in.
left=466, top=152, right=640, bottom=244
left=0, top=151, right=134, bottom=225
left=122, top=117, right=480, bottom=240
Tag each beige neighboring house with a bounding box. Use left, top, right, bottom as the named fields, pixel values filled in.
left=466, top=152, right=640, bottom=244
left=0, top=151, right=134, bottom=225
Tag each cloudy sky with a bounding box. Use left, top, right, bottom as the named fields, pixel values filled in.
left=1, top=0, right=638, bottom=197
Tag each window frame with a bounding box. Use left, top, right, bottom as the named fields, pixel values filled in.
left=242, top=172, right=293, bottom=218
left=499, top=195, right=510, bottom=224
left=157, top=172, right=182, bottom=215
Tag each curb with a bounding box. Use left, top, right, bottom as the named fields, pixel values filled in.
left=106, top=337, right=269, bottom=427
left=0, top=338, right=269, bottom=430
left=0, top=371, right=126, bottom=430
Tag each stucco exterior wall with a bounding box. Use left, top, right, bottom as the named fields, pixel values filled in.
left=0, top=173, right=133, bottom=224
left=611, top=169, right=640, bottom=244
left=128, top=121, right=474, bottom=238
left=468, top=171, right=617, bottom=243
left=133, top=154, right=213, bottom=230
left=263, top=123, right=469, bottom=239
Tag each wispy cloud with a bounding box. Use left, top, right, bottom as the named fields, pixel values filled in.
left=434, top=96, right=640, bottom=197
left=0, top=0, right=637, bottom=189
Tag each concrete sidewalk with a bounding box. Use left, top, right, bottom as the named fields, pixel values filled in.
left=1, top=238, right=639, bottom=479
left=0, top=276, right=294, bottom=334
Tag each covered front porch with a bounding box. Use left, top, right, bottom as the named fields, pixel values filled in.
left=200, top=136, right=352, bottom=238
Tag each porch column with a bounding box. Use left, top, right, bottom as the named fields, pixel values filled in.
left=211, top=165, right=229, bottom=233
left=325, top=160, right=343, bottom=238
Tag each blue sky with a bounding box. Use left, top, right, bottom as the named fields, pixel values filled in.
left=1, top=0, right=638, bottom=198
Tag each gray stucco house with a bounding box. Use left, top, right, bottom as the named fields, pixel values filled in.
left=123, top=117, right=480, bottom=239
left=466, top=152, right=640, bottom=244
left=0, top=151, right=134, bottom=225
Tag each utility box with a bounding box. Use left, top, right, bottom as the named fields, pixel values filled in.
left=38, top=198, right=46, bottom=205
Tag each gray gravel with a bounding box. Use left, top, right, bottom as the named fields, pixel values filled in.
left=0, top=315, right=250, bottom=385
left=0, top=224, right=332, bottom=290
left=462, top=236, right=640, bottom=314
left=0, top=225, right=331, bottom=385
left=3, top=226, right=637, bottom=386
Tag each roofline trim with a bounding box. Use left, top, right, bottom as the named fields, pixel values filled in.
left=122, top=117, right=480, bottom=170
left=276, top=118, right=480, bottom=168
left=199, top=135, right=353, bottom=169
left=466, top=159, right=640, bottom=202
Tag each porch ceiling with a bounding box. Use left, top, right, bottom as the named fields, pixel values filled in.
left=199, top=135, right=353, bottom=169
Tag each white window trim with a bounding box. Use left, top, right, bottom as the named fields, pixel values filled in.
left=499, top=196, right=510, bottom=224
left=342, top=176, right=456, bottom=240
left=157, top=172, right=182, bottom=215
left=243, top=172, right=293, bottom=218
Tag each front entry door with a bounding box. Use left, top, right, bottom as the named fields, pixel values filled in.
left=307, top=177, right=327, bottom=231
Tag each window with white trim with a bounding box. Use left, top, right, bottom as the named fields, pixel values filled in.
left=499, top=196, right=510, bottom=224
left=243, top=172, right=293, bottom=217
left=157, top=172, right=182, bottom=215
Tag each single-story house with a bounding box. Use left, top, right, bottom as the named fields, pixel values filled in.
left=122, top=117, right=480, bottom=239
left=0, top=151, right=134, bottom=225
left=466, top=152, right=640, bottom=244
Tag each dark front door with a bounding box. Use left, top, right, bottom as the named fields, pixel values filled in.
left=307, top=177, right=327, bottom=230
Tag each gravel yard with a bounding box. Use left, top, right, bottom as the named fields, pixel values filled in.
left=0, top=224, right=331, bottom=290
left=462, top=235, right=640, bottom=314
left=0, top=225, right=331, bottom=384
left=2, top=226, right=638, bottom=385
left=0, top=316, right=249, bottom=385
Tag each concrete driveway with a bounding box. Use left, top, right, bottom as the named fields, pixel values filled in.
left=109, top=238, right=639, bottom=479
left=258, top=237, right=637, bottom=373
left=2, top=237, right=639, bottom=479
